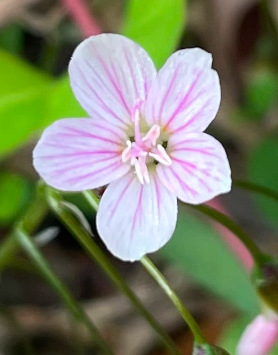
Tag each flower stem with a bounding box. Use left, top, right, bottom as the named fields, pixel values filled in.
left=46, top=187, right=182, bottom=355
left=15, top=226, right=114, bottom=355
left=82, top=190, right=207, bottom=346
left=0, top=182, right=48, bottom=273
left=60, top=0, right=101, bottom=37
left=189, top=204, right=267, bottom=267
left=235, top=180, right=278, bottom=205
left=83, top=190, right=99, bottom=211
left=140, top=256, right=206, bottom=345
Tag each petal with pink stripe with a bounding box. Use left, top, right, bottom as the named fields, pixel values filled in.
left=33, top=118, right=130, bottom=191
left=96, top=172, right=177, bottom=261
left=145, top=48, right=220, bottom=134
left=69, top=34, right=156, bottom=129
left=157, top=132, right=231, bottom=204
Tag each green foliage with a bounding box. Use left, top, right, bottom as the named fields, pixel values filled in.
left=48, top=76, right=86, bottom=122
left=243, top=68, right=278, bottom=120
left=248, top=138, right=278, bottom=230
left=0, top=25, right=23, bottom=54
left=0, top=49, right=53, bottom=156
left=161, top=205, right=259, bottom=314
left=0, top=172, right=31, bottom=226
left=122, top=0, right=185, bottom=68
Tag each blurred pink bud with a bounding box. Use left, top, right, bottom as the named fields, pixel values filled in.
left=236, top=315, right=278, bottom=355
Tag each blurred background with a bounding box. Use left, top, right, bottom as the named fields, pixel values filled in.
left=1, top=0, right=278, bottom=354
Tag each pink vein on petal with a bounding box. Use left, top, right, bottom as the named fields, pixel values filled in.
left=63, top=160, right=122, bottom=185
left=178, top=162, right=213, bottom=193
left=59, top=128, right=121, bottom=145
left=83, top=58, right=131, bottom=121
left=171, top=169, right=198, bottom=197
left=94, top=50, right=131, bottom=115
left=76, top=67, right=127, bottom=125
left=130, top=185, right=144, bottom=242
left=158, top=65, right=180, bottom=124
left=172, top=147, right=221, bottom=160
left=51, top=155, right=120, bottom=176
left=165, top=71, right=202, bottom=129
left=172, top=99, right=212, bottom=134
left=123, top=49, right=140, bottom=99
left=108, top=175, right=134, bottom=220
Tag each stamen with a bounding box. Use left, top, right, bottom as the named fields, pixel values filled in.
left=134, top=156, right=150, bottom=184
left=149, top=144, right=172, bottom=166
left=131, top=100, right=144, bottom=144
left=122, top=104, right=170, bottom=184
left=142, top=124, right=160, bottom=146
left=121, top=140, right=132, bottom=163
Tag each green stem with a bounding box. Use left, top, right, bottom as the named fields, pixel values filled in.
left=235, top=180, right=278, bottom=204
left=141, top=256, right=206, bottom=344
left=83, top=190, right=100, bottom=211
left=0, top=182, right=48, bottom=273
left=0, top=234, right=18, bottom=272
left=82, top=190, right=206, bottom=345
left=46, top=187, right=181, bottom=355
left=15, top=227, right=114, bottom=355
left=189, top=204, right=267, bottom=266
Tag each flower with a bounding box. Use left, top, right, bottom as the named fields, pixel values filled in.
left=33, top=33, right=231, bottom=261
left=236, top=314, right=278, bottom=355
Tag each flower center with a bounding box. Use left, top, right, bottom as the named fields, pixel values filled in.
left=121, top=101, right=172, bottom=184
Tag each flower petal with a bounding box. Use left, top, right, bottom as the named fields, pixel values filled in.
left=157, top=132, right=231, bottom=204
left=145, top=48, right=220, bottom=133
left=96, top=172, right=177, bottom=261
left=33, top=118, right=130, bottom=191
left=69, top=33, right=156, bottom=129
left=237, top=315, right=278, bottom=355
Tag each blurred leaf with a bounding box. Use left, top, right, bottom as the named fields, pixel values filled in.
left=0, top=50, right=53, bottom=156
left=0, top=89, right=50, bottom=156
left=0, top=50, right=52, bottom=97
left=0, top=172, right=31, bottom=226
left=160, top=205, right=259, bottom=314
left=248, top=138, right=278, bottom=230
left=16, top=229, right=114, bottom=355
left=122, top=0, right=185, bottom=68
left=0, top=25, right=23, bottom=53
left=219, top=316, right=278, bottom=354
left=47, top=75, right=86, bottom=122
left=243, top=68, right=278, bottom=120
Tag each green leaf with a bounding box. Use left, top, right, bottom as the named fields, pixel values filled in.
left=160, top=205, right=259, bottom=315
left=15, top=228, right=114, bottom=355
left=0, top=172, right=31, bottom=226
left=243, top=68, right=278, bottom=120
left=0, top=50, right=53, bottom=156
left=0, top=25, right=23, bottom=54
left=248, top=138, right=278, bottom=230
left=0, top=89, right=50, bottom=156
left=122, top=0, right=185, bottom=68
left=0, top=50, right=52, bottom=97
left=47, top=75, right=86, bottom=123
left=219, top=317, right=278, bottom=354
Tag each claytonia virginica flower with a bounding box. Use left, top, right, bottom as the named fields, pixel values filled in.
left=33, top=33, right=231, bottom=261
